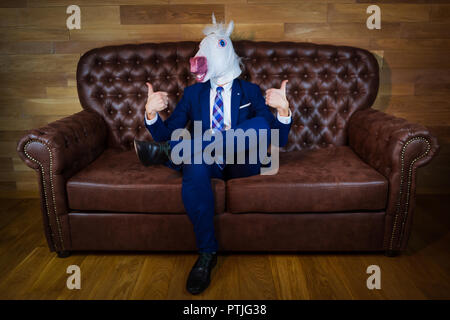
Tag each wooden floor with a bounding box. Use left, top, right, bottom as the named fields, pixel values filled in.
left=0, top=194, right=449, bottom=300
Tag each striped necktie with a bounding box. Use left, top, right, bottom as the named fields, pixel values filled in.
left=212, top=86, right=224, bottom=131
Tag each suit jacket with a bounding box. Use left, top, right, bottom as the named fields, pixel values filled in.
left=145, top=78, right=291, bottom=147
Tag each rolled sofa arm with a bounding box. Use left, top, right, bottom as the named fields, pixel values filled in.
left=17, top=109, right=107, bottom=252
left=348, top=108, right=439, bottom=253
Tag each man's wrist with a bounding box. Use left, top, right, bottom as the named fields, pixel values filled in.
left=146, top=110, right=156, bottom=120
left=277, top=103, right=290, bottom=117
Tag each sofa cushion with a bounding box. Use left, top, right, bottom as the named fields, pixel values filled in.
left=226, top=146, right=388, bottom=213
left=67, top=149, right=225, bottom=214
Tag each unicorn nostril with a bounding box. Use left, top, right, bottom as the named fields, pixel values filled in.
left=190, top=56, right=207, bottom=73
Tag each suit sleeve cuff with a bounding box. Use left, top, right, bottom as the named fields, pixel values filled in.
left=277, top=109, right=292, bottom=125
left=145, top=112, right=158, bottom=126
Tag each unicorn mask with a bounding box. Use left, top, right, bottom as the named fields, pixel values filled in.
left=190, top=13, right=243, bottom=85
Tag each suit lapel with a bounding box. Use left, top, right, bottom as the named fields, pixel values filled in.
left=230, top=78, right=242, bottom=129
left=200, top=80, right=211, bottom=132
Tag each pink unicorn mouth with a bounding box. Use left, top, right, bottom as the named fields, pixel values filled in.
left=190, top=56, right=208, bottom=82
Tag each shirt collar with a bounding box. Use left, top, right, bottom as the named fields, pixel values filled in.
left=210, top=79, right=233, bottom=93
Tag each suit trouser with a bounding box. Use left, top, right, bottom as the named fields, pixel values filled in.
left=170, top=116, right=272, bottom=253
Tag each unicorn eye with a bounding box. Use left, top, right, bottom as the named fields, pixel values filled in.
left=218, top=39, right=227, bottom=47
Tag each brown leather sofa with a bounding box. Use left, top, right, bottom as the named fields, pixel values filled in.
left=17, top=41, right=439, bottom=258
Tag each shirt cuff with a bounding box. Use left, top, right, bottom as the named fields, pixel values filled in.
left=277, top=109, right=292, bottom=125
left=145, top=112, right=158, bottom=126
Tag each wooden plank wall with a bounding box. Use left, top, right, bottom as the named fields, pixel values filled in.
left=0, top=0, right=449, bottom=198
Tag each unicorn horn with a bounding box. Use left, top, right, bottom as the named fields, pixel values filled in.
left=211, top=12, right=217, bottom=25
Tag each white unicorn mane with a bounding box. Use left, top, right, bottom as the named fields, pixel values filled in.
left=202, top=23, right=227, bottom=37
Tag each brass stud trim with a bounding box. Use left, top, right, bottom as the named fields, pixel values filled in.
left=24, top=140, right=65, bottom=251
left=389, top=136, right=431, bottom=250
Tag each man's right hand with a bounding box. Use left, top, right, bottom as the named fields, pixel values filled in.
left=145, top=82, right=168, bottom=120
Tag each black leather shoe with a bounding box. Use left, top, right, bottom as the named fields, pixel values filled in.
left=186, top=252, right=217, bottom=295
left=134, top=139, right=170, bottom=166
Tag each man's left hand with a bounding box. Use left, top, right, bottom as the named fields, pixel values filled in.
left=265, top=80, right=290, bottom=117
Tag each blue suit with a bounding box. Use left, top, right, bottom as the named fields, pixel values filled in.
left=146, top=78, right=291, bottom=252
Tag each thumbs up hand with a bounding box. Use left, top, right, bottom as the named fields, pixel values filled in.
left=145, top=82, right=169, bottom=120
left=265, top=80, right=290, bottom=117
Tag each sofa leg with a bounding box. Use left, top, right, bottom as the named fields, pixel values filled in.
left=57, top=251, right=71, bottom=258
left=385, top=250, right=399, bottom=257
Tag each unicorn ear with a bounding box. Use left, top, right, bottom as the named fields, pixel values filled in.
left=212, top=12, right=217, bottom=25
left=226, top=20, right=234, bottom=36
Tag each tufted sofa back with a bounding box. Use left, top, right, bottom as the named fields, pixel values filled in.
left=77, top=41, right=379, bottom=151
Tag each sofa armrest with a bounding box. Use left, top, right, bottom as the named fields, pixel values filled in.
left=16, top=109, right=107, bottom=253
left=348, top=108, right=439, bottom=252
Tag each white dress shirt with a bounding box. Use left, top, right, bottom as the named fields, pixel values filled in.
left=145, top=80, right=292, bottom=127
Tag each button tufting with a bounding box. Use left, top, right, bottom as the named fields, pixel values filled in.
left=314, top=57, right=318, bottom=62
left=108, top=78, right=113, bottom=83
left=303, top=74, right=308, bottom=78
left=137, top=93, right=141, bottom=98
left=136, top=60, right=140, bottom=65
left=118, top=93, right=122, bottom=98
left=314, top=91, right=318, bottom=96
left=128, top=77, right=132, bottom=82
